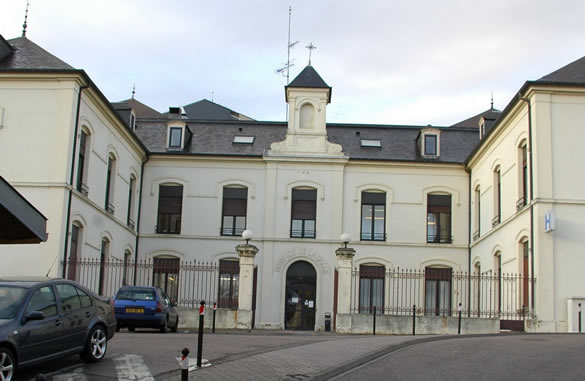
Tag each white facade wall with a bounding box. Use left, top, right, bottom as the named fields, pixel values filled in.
left=0, top=75, right=145, bottom=277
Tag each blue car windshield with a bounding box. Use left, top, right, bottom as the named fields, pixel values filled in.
left=116, top=288, right=155, bottom=301
left=0, top=286, right=27, bottom=319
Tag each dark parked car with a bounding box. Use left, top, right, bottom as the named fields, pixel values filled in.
left=0, top=277, right=116, bottom=381
left=113, top=286, right=179, bottom=333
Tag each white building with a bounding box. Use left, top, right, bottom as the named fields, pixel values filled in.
left=1, top=34, right=584, bottom=332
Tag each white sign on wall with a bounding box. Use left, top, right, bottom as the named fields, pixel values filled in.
left=544, top=210, right=555, bottom=233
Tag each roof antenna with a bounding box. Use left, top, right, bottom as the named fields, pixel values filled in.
left=211, top=91, right=214, bottom=102
left=276, top=6, right=299, bottom=85
left=22, top=0, right=30, bottom=37
left=131, top=84, right=136, bottom=99
left=490, top=91, right=494, bottom=110
left=306, top=42, right=317, bottom=65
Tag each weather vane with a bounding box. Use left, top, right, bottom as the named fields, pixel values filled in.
left=306, top=42, right=316, bottom=65
left=22, top=0, right=30, bottom=37
left=131, top=84, right=136, bottom=99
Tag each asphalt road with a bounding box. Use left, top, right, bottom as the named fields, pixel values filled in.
left=17, top=328, right=343, bottom=380
left=332, top=334, right=585, bottom=381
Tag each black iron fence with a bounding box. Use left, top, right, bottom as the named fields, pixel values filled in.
left=351, top=267, right=536, bottom=320
left=62, top=258, right=228, bottom=308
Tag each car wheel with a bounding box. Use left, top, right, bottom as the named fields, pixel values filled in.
left=0, top=347, right=16, bottom=381
left=171, top=316, right=179, bottom=333
left=80, top=326, right=107, bottom=363
left=128, top=326, right=135, bottom=332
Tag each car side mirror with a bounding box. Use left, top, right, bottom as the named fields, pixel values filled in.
left=25, top=311, right=44, bottom=321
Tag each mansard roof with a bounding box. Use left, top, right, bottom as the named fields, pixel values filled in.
left=134, top=117, right=478, bottom=164
left=0, top=37, right=74, bottom=71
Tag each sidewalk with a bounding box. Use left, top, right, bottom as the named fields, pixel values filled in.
left=164, top=330, right=437, bottom=380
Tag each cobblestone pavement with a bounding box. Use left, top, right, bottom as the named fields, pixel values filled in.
left=164, top=332, right=434, bottom=381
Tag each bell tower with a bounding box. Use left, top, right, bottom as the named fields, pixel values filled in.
left=267, top=66, right=343, bottom=158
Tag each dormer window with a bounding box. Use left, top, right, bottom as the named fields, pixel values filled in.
left=420, top=128, right=440, bottom=158
left=233, top=136, right=255, bottom=144
left=361, top=139, right=381, bottom=148
left=424, top=135, right=437, bottom=156
left=129, top=111, right=136, bottom=131
left=168, top=125, right=184, bottom=149
left=479, top=118, right=486, bottom=139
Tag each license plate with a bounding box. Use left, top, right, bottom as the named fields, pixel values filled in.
left=126, top=307, right=144, bottom=313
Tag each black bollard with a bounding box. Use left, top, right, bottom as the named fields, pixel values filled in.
left=579, top=303, right=582, bottom=333
left=412, top=304, right=416, bottom=335
left=373, top=306, right=376, bottom=335
left=197, top=300, right=205, bottom=367
left=180, top=348, right=190, bottom=381
left=458, top=303, right=462, bottom=334
left=212, top=302, right=217, bottom=333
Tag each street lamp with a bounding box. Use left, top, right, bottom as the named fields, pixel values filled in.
left=242, top=230, right=253, bottom=245
left=340, top=232, right=351, bottom=248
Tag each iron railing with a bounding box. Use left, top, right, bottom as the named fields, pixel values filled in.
left=351, top=267, right=535, bottom=320
left=62, top=258, right=228, bottom=308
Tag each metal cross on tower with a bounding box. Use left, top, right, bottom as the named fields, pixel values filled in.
left=306, top=42, right=317, bottom=65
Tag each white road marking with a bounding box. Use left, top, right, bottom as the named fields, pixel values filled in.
left=114, top=354, right=154, bottom=381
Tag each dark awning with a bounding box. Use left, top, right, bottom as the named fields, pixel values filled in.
left=0, top=176, right=48, bottom=244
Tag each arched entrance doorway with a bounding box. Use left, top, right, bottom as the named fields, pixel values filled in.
left=285, top=261, right=316, bottom=330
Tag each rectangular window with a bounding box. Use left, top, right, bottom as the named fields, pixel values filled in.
left=157, top=185, right=183, bottom=234
left=427, top=194, right=451, bottom=243
left=127, top=177, right=136, bottom=229
left=359, top=265, right=384, bottom=314
left=153, top=258, right=180, bottom=303
left=473, top=187, right=481, bottom=240
left=169, top=127, right=183, bottom=148
left=424, top=135, right=437, bottom=156
left=361, top=192, right=386, bottom=241
left=360, top=139, right=381, bottom=148
left=233, top=136, right=255, bottom=144
left=99, top=239, right=108, bottom=296
left=493, top=169, right=501, bottom=226
left=521, top=144, right=528, bottom=205
left=76, top=131, right=88, bottom=194
left=218, top=260, right=239, bottom=309
left=67, top=225, right=80, bottom=281
left=221, top=187, right=247, bottom=236
left=425, top=267, right=452, bottom=316
left=291, top=189, right=316, bottom=238
left=105, top=157, right=115, bottom=213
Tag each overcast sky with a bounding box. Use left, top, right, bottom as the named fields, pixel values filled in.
left=2, top=0, right=585, bottom=125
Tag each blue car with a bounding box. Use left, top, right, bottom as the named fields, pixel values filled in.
left=113, top=286, right=179, bottom=333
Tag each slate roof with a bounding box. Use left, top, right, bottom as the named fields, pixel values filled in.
left=450, top=108, right=500, bottom=129
left=134, top=118, right=478, bottom=164
left=538, top=55, right=585, bottom=84
left=113, top=98, right=163, bottom=119
left=182, top=99, right=254, bottom=121
left=0, top=37, right=74, bottom=70
left=286, top=66, right=332, bottom=103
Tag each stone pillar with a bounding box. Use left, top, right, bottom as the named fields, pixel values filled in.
left=336, top=247, right=355, bottom=315
left=236, top=243, right=259, bottom=330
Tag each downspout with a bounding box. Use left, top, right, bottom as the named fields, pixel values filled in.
left=520, top=94, right=535, bottom=314
left=133, top=158, right=146, bottom=285
left=62, top=82, right=89, bottom=278
left=466, top=167, right=472, bottom=317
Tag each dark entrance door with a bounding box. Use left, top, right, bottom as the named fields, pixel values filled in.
left=285, top=261, right=316, bottom=330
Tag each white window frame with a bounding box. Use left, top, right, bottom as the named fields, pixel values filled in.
left=167, top=124, right=185, bottom=149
